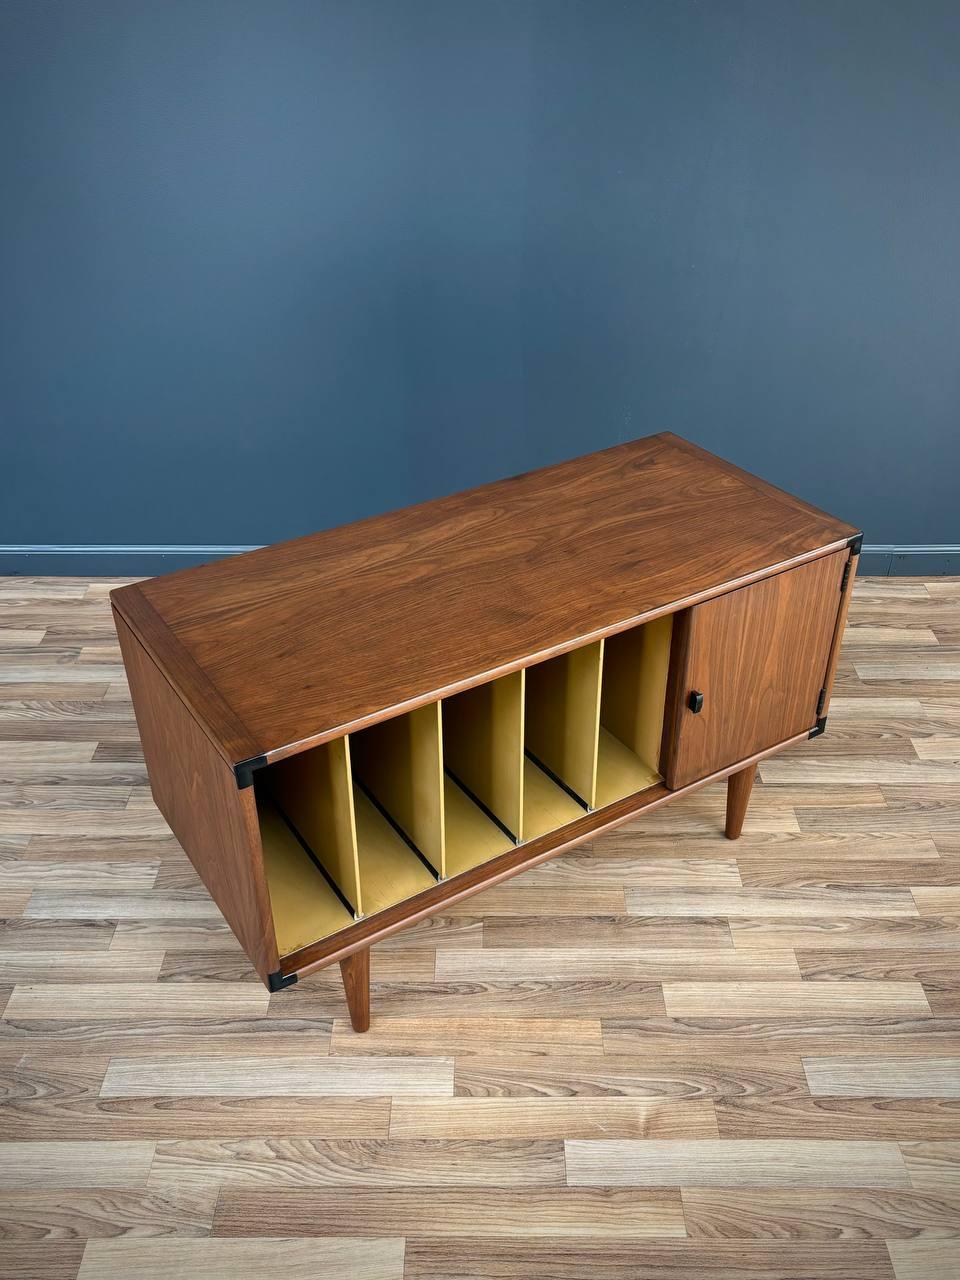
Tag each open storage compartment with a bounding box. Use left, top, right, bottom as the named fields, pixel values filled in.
left=350, top=705, right=441, bottom=913
left=254, top=612, right=675, bottom=960
left=523, top=641, right=601, bottom=837
left=595, top=614, right=672, bottom=806
left=442, top=672, right=521, bottom=876
left=256, top=737, right=361, bottom=956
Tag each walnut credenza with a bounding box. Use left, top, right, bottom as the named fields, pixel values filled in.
left=112, top=433, right=860, bottom=1030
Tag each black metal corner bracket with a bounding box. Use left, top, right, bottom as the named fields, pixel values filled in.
left=847, top=532, right=864, bottom=555
left=809, top=716, right=828, bottom=739
left=234, top=754, right=268, bottom=789
left=267, top=969, right=298, bottom=993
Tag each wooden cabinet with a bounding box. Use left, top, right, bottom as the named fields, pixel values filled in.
left=112, top=432, right=859, bottom=1028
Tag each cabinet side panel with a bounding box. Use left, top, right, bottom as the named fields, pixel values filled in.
left=114, top=608, right=279, bottom=981
left=666, top=551, right=846, bottom=787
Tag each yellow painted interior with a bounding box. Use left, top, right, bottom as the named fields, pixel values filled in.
left=521, top=755, right=585, bottom=841
left=442, top=670, right=524, bottom=842
left=258, top=800, right=353, bottom=957
left=595, top=614, right=672, bottom=806
left=524, top=640, right=603, bottom=809
left=594, top=726, right=662, bottom=808
left=443, top=775, right=514, bottom=877
left=257, top=614, right=672, bottom=938
left=350, top=703, right=445, bottom=874
left=265, top=735, right=362, bottom=914
left=354, top=787, right=436, bottom=916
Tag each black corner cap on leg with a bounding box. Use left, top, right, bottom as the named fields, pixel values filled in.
left=234, top=755, right=267, bottom=789
left=809, top=716, right=828, bottom=739
left=267, top=969, right=298, bottom=993
left=847, top=532, right=863, bottom=554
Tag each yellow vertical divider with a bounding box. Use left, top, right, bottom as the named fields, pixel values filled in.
left=350, top=703, right=445, bottom=876
left=524, top=639, right=604, bottom=809
left=265, top=735, right=363, bottom=916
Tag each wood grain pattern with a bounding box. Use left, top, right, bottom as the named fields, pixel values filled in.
left=402, top=1239, right=895, bottom=1279
left=113, top=612, right=277, bottom=982
left=387, top=1097, right=719, bottom=1139
left=112, top=433, right=856, bottom=762
left=212, top=1186, right=687, bottom=1238
left=0, top=1142, right=155, bottom=1189
left=803, top=1056, right=960, bottom=1098
left=666, top=552, right=846, bottom=785
left=75, top=1237, right=405, bottom=1280
left=682, top=1187, right=960, bottom=1239
left=99, top=1054, right=453, bottom=1097
left=565, top=1139, right=910, bottom=1187
left=0, top=571, right=957, bottom=1280
left=887, top=1240, right=960, bottom=1280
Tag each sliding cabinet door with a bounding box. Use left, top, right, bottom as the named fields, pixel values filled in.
left=665, top=551, right=848, bottom=788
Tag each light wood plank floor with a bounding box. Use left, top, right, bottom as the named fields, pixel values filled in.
left=1, top=575, right=959, bottom=1280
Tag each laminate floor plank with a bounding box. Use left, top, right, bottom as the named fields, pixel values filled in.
left=436, top=948, right=800, bottom=982
left=519, top=856, right=742, bottom=886
left=3, top=983, right=270, bottom=1020
left=483, top=915, right=734, bottom=949
left=147, top=1137, right=565, bottom=1190
left=328, top=1016, right=603, bottom=1058
left=565, top=1138, right=910, bottom=1187
left=0, top=1242, right=85, bottom=1279
left=797, top=948, right=960, bottom=986
left=0, top=952, right=163, bottom=982
left=0, top=862, right=158, bottom=892
left=714, top=1098, right=960, bottom=1141
left=625, top=888, right=921, bottom=919
left=453, top=1054, right=806, bottom=1099
left=602, top=1017, right=960, bottom=1059
left=402, top=1239, right=895, bottom=1279
left=0, top=1016, right=335, bottom=1058
left=100, top=1055, right=453, bottom=1097
left=0, top=1185, right=218, bottom=1240
left=23, top=891, right=226, bottom=920
left=0, top=920, right=116, bottom=952
left=901, top=1141, right=960, bottom=1188
left=803, top=1056, right=960, bottom=1097
left=388, top=1096, right=718, bottom=1139
left=886, top=1240, right=960, bottom=1280
left=213, top=1186, right=686, bottom=1239
left=0, top=1141, right=155, bottom=1189
left=730, top=916, right=960, bottom=951
left=662, top=981, right=932, bottom=1017
left=75, top=1237, right=405, bottom=1280
left=682, top=1187, right=960, bottom=1239
left=738, top=858, right=960, bottom=889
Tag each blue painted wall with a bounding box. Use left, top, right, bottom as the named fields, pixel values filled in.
left=2, top=1, right=957, bottom=572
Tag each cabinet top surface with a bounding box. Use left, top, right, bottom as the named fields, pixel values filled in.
left=112, top=432, right=857, bottom=765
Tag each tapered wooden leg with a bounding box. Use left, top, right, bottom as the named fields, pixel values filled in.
left=725, top=765, right=756, bottom=840
left=339, top=947, right=370, bottom=1032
